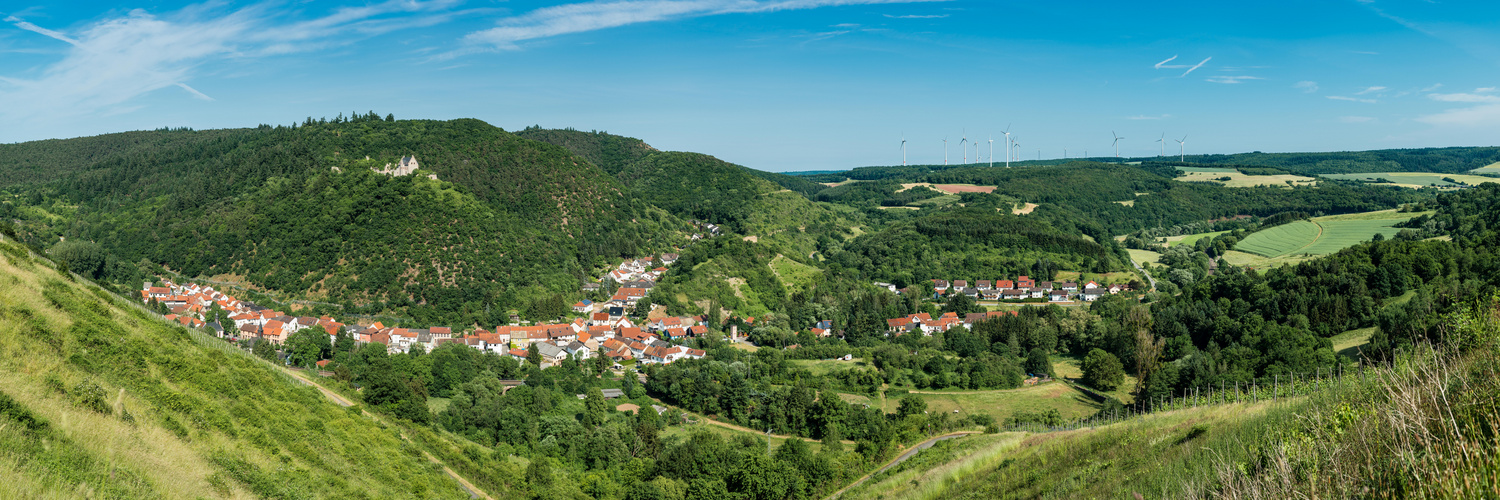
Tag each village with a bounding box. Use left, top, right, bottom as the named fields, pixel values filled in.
left=140, top=253, right=719, bottom=369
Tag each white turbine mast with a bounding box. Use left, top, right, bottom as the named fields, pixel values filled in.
left=1175, top=134, right=1188, bottom=162
left=960, top=130, right=968, bottom=164
left=1112, top=131, right=1124, bottom=158
left=1156, top=133, right=1165, bottom=157
left=1001, top=124, right=1013, bottom=168
left=988, top=135, right=995, bottom=167
left=943, top=138, right=949, bottom=165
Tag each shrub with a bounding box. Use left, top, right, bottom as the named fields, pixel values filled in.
left=73, top=379, right=110, bottom=414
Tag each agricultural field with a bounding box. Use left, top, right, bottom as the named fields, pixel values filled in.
left=1233, top=210, right=1417, bottom=260
left=1163, top=230, right=1227, bottom=248
left=1470, top=162, right=1500, bottom=174
left=1331, top=327, right=1376, bottom=360
left=1321, top=171, right=1499, bottom=188
left=1127, top=248, right=1161, bottom=264
left=1174, top=167, right=1317, bottom=188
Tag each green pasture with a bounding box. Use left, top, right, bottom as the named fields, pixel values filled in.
left=1234, top=210, right=1414, bottom=259
left=1322, top=172, right=1500, bottom=188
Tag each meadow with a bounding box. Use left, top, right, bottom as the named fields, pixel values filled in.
left=1321, top=171, right=1499, bottom=188
left=1174, top=167, right=1317, bottom=188
left=1470, top=162, right=1500, bottom=174
left=1233, top=210, right=1416, bottom=260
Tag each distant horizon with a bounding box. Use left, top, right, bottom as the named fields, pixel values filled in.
left=8, top=116, right=1495, bottom=175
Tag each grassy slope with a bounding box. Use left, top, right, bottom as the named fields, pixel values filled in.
left=0, top=238, right=475, bottom=499
left=1234, top=209, right=1419, bottom=261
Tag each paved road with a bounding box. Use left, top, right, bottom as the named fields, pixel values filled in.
left=1130, top=256, right=1158, bottom=291
left=827, top=431, right=980, bottom=499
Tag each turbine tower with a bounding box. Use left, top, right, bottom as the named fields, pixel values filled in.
left=960, top=130, right=968, bottom=164
left=901, top=134, right=907, bottom=166
left=943, top=138, right=948, bottom=165
left=1175, top=135, right=1188, bottom=162
left=1001, top=124, right=1013, bottom=168
left=988, top=135, right=995, bottom=167
left=1112, top=131, right=1124, bottom=158
left=1156, top=133, right=1165, bottom=157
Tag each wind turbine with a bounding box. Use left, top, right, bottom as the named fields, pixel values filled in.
left=1011, top=137, right=1021, bottom=164
left=988, top=135, right=995, bottom=167
left=1001, top=124, right=1013, bottom=168
left=901, top=134, right=907, bottom=166
left=960, top=130, right=968, bottom=164
left=943, top=138, right=948, bottom=165
left=1156, top=133, right=1165, bottom=157
left=1112, top=131, right=1124, bottom=158
left=1175, top=135, right=1188, bottom=162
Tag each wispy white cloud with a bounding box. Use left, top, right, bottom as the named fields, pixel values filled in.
left=1418, top=104, right=1500, bottom=126
left=463, top=0, right=949, bottom=51
left=1327, top=95, right=1377, bottom=103
left=1294, top=80, right=1318, bottom=93
left=1476, top=87, right=1497, bottom=93
left=1428, top=92, right=1500, bottom=103
left=1205, top=75, right=1260, bottom=84
left=5, top=15, right=79, bottom=45
left=883, top=13, right=947, bottom=18
left=1422, top=83, right=1444, bottom=92
left=1355, top=86, right=1386, bottom=95
left=1180, top=57, right=1210, bottom=77
left=1153, top=54, right=1178, bottom=69
left=0, top=1, right=461, bottom=127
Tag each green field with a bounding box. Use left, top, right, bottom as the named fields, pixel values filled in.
left=769, top=254, right=822, bottom=289
left=791, top=357, right=868, bottom=376
left=1471, top=162, right=1500, bottom=174
left=1322, top=172, right=1500, bottom=188
left=1234, top=210, right=1414, bottom=259
left=1164, top=230, right=1227, bottom=248
left=1175, top=168, right=1318, bottom=188
left=1127, top=248, right=1161, bottom=264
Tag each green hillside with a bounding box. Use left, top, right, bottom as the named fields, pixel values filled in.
left=0, top=116, right=689, bottom=325
left=0, top=237, right=479, bottom=498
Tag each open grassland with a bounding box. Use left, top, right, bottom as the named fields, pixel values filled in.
left=910, top=194, right=961, bottom=207
left=1235, top=210, right=1418, bottom=261
left=768, top=254, right=821, bottom=289
left=838, top=432, right=1028, bottom=500
left=1163, top=230, right=1226, bottom=248
left=0, top=239, right=473, bottom=499
left=1175, top=168, right=1317, bottom=188
left=1470, top=162, right=1500, bottom=174
left=1127, top=248, right=1161, bottom=264
left=1322, top=171, right=1500, bottom=188
left=1011, top=202, right=1039, bottom=215
left=1331, top=327, right=1376, bottom=360
left=791, top=357, right=868, bottom=376
left=864, top=358, right=1138, bottom=426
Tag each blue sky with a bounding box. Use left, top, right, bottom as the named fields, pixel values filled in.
left=3, top=0, right=1499, bottom=172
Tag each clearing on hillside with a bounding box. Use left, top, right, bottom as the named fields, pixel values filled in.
left=1470, top=162, right=1500, bottom=174
left=1234, top=210, right=1417, bottom=260
left=1174, top=167, right=1317, bottom=188
left=1322, top=171, right=1500, bottom=189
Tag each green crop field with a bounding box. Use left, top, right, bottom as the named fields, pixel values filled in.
left=1470, top=162, right=1500, bottom=174
left=1322, top=172, right=1500, bottom=188
left=1234, top=210, right=1415, bottom=259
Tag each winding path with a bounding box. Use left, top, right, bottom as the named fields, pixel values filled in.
left=278, top=366, right=494, bottom=500
left=826, top=431, right=981, bottom=499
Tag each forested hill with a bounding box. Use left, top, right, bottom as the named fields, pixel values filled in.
left=0, top=115, right=689, bottom=325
